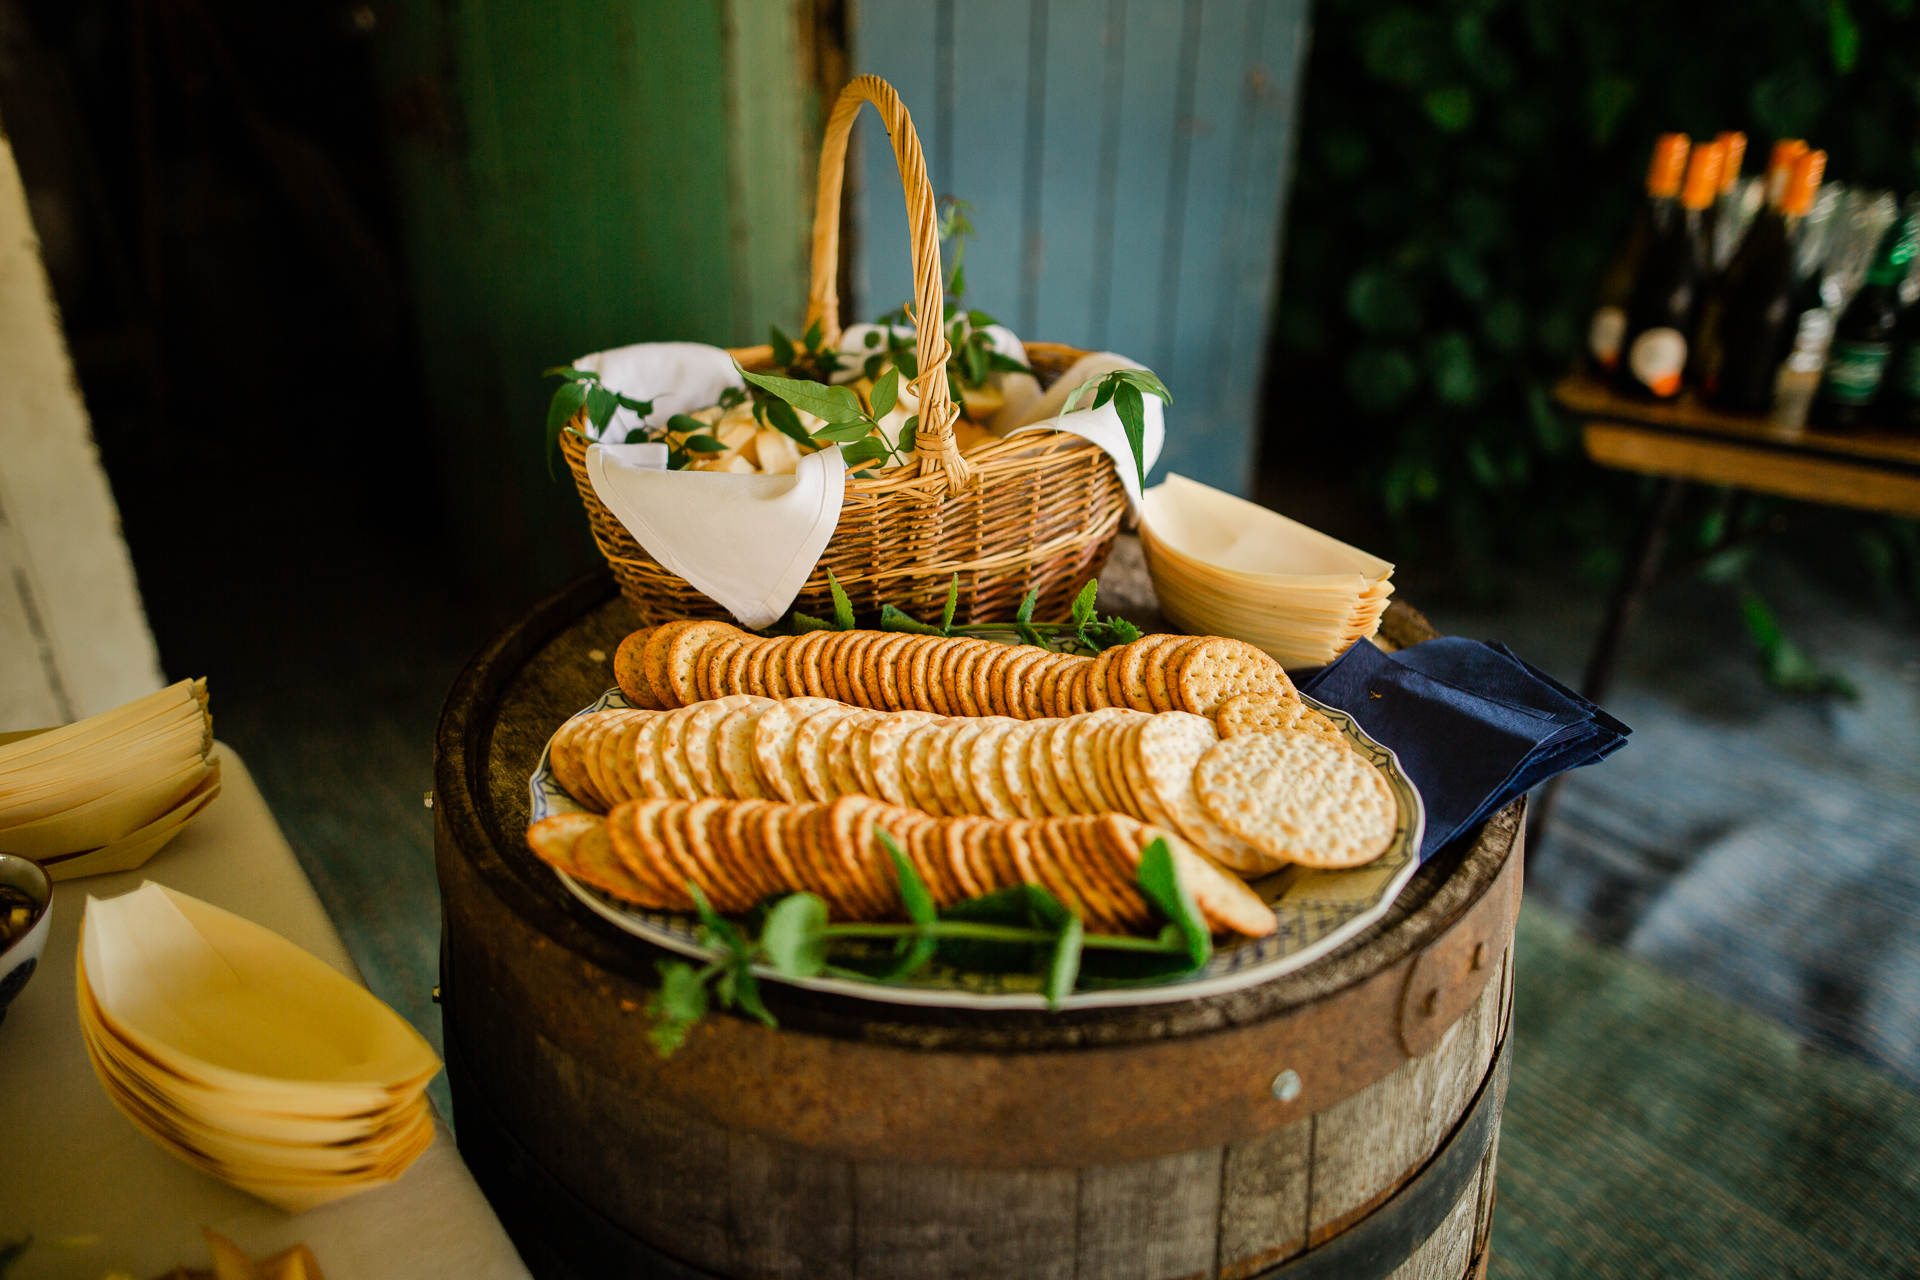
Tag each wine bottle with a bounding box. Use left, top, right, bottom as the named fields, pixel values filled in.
left=1704, top=149, right=1825, bottom=410
left=1701, top=131, right=1748, bottom=274
left=1811, top=204, right=1920, bottom=429
left=1617, top=139, right=1725, bottom=399
left=1589, top=133, right=1690, bottom=373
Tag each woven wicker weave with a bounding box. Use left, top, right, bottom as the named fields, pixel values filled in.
left=561, top=75, right=1129, bottom=627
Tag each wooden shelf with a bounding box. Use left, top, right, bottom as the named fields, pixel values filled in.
left=1556, top=369, right=1920, bottom=518
left=1554, top=369, right=1920, bottom=470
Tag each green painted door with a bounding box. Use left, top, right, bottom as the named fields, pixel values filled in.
left=374, top=0, right=816, bottom=598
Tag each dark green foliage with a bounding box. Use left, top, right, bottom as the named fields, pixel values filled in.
left=1277, top=0, right=1920, bottom=597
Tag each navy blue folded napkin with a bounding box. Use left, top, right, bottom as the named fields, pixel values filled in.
left=1298, top=637, right=1630, bottom=860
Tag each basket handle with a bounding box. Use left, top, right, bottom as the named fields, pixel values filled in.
left=805, top=76, right=969, bottom=492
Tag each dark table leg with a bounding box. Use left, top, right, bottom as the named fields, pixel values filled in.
left=1526, top=475, right=1688, bottom=860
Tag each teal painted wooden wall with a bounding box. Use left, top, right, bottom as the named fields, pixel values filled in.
left=375, top=0, right=816, bottom=597
left=852, top=0, right=1311, bottom=496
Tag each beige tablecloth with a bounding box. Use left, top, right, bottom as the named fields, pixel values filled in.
left=0, top=744, right=531, bottom=1280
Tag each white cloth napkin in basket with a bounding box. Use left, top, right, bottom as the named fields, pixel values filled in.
left=576, top=338, right=1162, bottom=628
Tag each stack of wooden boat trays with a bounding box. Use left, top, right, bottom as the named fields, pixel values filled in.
left=434, top=571, right=1521, bottom=1280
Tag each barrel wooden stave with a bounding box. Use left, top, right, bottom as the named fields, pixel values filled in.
left=435, top=572, right=1519, bottom=1280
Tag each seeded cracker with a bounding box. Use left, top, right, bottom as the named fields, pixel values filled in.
left=1172, top=638, right=1295, bottom=717
left=614, top=628, right=664, bottom=709
left=1194, top=732, right=1397, bottom=870
left=665, top=621, right=741, bottom=707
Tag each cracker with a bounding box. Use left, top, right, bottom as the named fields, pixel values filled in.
left=935, top=720, right=986, bottom=815
left=714, top=707, right=772, bottom=800
left=826, top=712, right=876, bottom=799
left=1094, top=717, right=1144, bottom=820
left=641, top=622, right=694, bottom=709
left=870, top=633, right=912, bottom=711
left=568, top=818, right=658, bottom=905
left=869, top=713, right=934, bottom=806
left=653, top=800, right=718, bottom=908
left=1113, top=636, right=1172, bottom=711
left=1194, top=732, right=1398, bottom=870
left=681, top=695, right=762, bottom=797
left=721, top=799, right=781, bottom=905
left=548, top=714, right=608, bottom=809
left=697, top=635, right=741, bottom=702
left=972, top=645, right=1013, bottom=717
left=526, top=812, right=602, bottom=878
left=997, top=722, right=1045, bottom=820
left=908, top=636, right=946, bottom=715
left=752, top=636, right=791, bottom=699
left=1143, top=637, right=1200, bottom=713
left=1035, top=820, right=1124, bottom=930
left=849, top=714, right=884, bottom=796
left=657, top=707, right=704, bottom=798
left=721, top=636, right=761, bottom=699
left=965, top=719, right=1022, bottom=819
left=666, top=621, right=741, bottom=707
left=1074, top=816, right=1156, bottom=931
left=630, top=715, right=674, bottom=798
left=901, top=721, right=953, bottom=815
left=1215, top=693, right=1341, bottom=748
left=678, top=798, right=745, bottom=911
left=781, top=631, right=823, bottom=699
left=1172, top=638, right=1295, bottom=717
left=756, top=803, right=809, bottom=899
left=1128, top=710, right=1270, bottom=872
left=1008, top=647, right=1053, bottom=719
left=907, top=819, right=962, bottom=907
left=1137, top=820, right=1276, bottom=939
left=1025, top=721, right=1074, bottom=817
left=1086, top=649, right=1116, bottom=711
left=1044, top=718, right=1092, bottom=814
left=793, top=706, right=859, bottom=801
left=827, top=795, right=893, bottom=917
left=937, top=640, right=979, bottom=717
left=1067, top=708, right=1133, bottom=812
left=605, top=713, right=656, bottom=804
left=614, top=628, right=664, bottom=709
left=751, top=697, right=842, bottom=801
left=613, top=799, right=685, bottom=906
left=829, top=632, right=869, bottom=707
left=576, top=712, right=631, bottom=808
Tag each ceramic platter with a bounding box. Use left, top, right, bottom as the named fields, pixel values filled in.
left=528, top=688, right=1426, bottom=1010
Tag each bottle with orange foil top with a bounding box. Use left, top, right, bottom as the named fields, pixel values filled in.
left=1705, top=148, right=1825, bottom=410
left=1617, top=138, right=1726, bottom=398
left=1589, top=133, right=1691, bottom=372
left=1702, top=131, right=1748, bottom=273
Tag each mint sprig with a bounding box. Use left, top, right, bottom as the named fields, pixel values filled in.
left=643, top=833, right=1208, bottom=1055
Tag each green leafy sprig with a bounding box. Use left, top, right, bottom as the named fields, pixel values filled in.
left=874, top=198, right=1036, bottom=398
left=793, top=569, right=1142, bottom=652
left=644, top=833, right=1210, bottom=1055
left=1060, top=368, right=1172, bottom=490
left=543, top=366, right=659, bottom=474
left=738, top=361, right=921, bottom=478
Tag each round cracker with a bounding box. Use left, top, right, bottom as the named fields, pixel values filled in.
left=936, top=720, right=987, bottom=815
left=1172, top=638, right=1295, bottom=717
left=665, top=621, right=741, bottom=707
left=1131, top=711, right=1272, bottom=873
left=900, top=721, right=953, bottom=815
left=966, top=719, right=1022, bottom=819
left=1024, top=721, right=1074, bottom=817
left=1193, top=732, right=1398, bottom=870
left=715, top=705, right=771, bottom=799
left=614, top=628, right=665, bottom=709
left=1143, top=637, right=1201, bottom=714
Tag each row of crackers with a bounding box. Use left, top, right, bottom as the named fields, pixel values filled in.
left=528, top=794, right=1274, bottom=937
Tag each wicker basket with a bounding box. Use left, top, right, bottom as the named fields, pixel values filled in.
left=561, top=75, right=1130, bottom=627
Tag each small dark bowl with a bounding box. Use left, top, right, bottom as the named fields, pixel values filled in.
left=0, top=854, right=52, bottom=1028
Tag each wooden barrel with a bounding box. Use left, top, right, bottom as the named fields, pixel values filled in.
left=434, top=571, right=1523, bottom=1280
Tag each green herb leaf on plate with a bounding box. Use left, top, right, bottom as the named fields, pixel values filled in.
left=759, top=893, right=829, bottom=977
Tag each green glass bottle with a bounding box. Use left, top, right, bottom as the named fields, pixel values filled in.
left=1812, top=206, right=1920, bottom=429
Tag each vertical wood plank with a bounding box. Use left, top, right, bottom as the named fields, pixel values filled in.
left=1099, top=0, right=1189, bottom=361
left=1197, top=0, right=1311, bottom=491
left=1156, top=0, right=1255, bottom=493
left=727, top=1129, right=856, bottom=1279
left=523, top=1029, right=737, bottom=1271
left=1216, top=1114, right=1314, bottom=1279
left=851, top=1163, right=1078, bottom=1280
left=1074, top=1147, right=1224, bottom=1280
left=1385, top=1168, right=1483, bottom=1280
left=948, top=0, right=1033, bottom=326
left=1307, top=962, right=1502, bottom=1243
left=727, top=0, right=815, bottom=341
left=851, top=1, right=938, bottom=320
left=1031, top=0, right=1120, bottom=347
